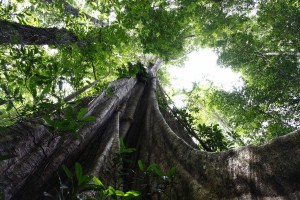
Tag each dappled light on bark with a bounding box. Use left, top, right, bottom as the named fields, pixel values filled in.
left=0, top=63, right=300, bottom=199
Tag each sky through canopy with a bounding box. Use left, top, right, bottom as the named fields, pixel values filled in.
left=167, top=49, right=244, bottom=107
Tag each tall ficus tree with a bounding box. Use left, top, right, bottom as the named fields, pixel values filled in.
left=0, top=0, right=300, bottom=199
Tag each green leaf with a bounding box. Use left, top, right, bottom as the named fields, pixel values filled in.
left=81, top=175, right=93, bottom=186
left=167, top=166, right=176, bottom=177
left=92, top=176, right=104, bottom=187
left=6, top=102, right=13, bottom=111
left=29, top=79, right=37, bottom=98
left=0, top=98, right=6, bottom=106
left=147, top=163, right=163, bottom=177
left=13, top=88, right=19, bottom=97
left=65, top=106, right=75, bottom=118
left=108, top=186, right=116, bottom=195
left=77, top=108, right=88, bottom=120
left=91, top=2, right=97, bottom=8
left=42, top=115, right=54, bottom=126
left=124, top=190, right=140, bottom=198
left=120, top=139, right=136, bottom=154
left=115, top=190, right=124, bottom=196
left=137, top=160, right=144, bottom=171
left=81, top=116, right=96, bottom=122
left=62, top=165, right=72, bottom=179
left=56, top=119, right=76, bottom=133
left=75, top=162, right=83, bottom=185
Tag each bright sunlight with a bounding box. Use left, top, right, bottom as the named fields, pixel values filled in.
left=167, top=49, right=244, bottom=107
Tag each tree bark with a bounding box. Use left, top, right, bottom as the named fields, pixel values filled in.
left=0, top=66, right=300, bottom=199
left=0, top=20, right=79, bottom=45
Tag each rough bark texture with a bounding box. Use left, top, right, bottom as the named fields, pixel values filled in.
left=0, top=63, right=300, bottom=199
left=0, top=20, right=78, bottom=45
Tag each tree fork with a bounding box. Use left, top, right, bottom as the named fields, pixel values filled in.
left=1, top=68, right=300, bottom=199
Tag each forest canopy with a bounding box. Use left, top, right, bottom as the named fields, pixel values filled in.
left=0, top=0, right=299, bottom=150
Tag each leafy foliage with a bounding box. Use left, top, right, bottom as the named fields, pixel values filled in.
left=42, top=106, right=96, bottom=138
left=45, top=162, right=140, bottom=200
left=182, top=0, right=300, bottom=145
left=172, top=106, right=237, bottom=151
left=45, top=140, right=176, bottom=199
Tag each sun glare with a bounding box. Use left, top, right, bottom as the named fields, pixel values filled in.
left=167, top=49, right=244, bottom=107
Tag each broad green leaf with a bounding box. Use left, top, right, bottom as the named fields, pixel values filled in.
left=81, top=175, right=93, bottom=186
left=0, top=99, right=6, bottom=106
left=124, top=190, right=140, bottom=197
left=42, top=115, right=54, bottom=126
left=81, top=116, right=96, bottom=122
left=120, top=139, right=136, bottom=154
left=147, top=163, right=163, bottom=177
left=55, top=119, right=71, bottom=132
left=62, top=165, right=72, bottom=179
left=65, top=106, right=75, bottom=118
left=6, top=102, right=13, bottom=111
left=108, top=186, right=116, bottom=195
left=92, top=176, right=104, bottom=186
left=137, top=160, right=144, bottom=171
left=77, top=108, right=88, bottom=120
left=115, top=190, right=124, bottom=196
left=167, top=166, right=176, bottom=177
left=91, top=2, right=97, bottom=8
left=75, top=162, right=83, bottom=185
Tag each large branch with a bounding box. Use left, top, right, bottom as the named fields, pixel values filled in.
left=0, top=20, right=79, bottom=45
left=63, top=80, right=100, bottom=102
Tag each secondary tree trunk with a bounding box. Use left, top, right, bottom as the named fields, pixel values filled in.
left=0, top=20, right=78, bottom=45
left=0, top=61, right=300, bottom=199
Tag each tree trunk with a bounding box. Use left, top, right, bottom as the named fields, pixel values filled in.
left=0, top=61, right=300, bottom=199
left=0, top=20, right=78, bottom=45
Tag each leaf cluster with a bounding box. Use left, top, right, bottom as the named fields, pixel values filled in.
left=45, top=140, right=177, bottom=200
left=43, top=106, right=96, bottom=138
